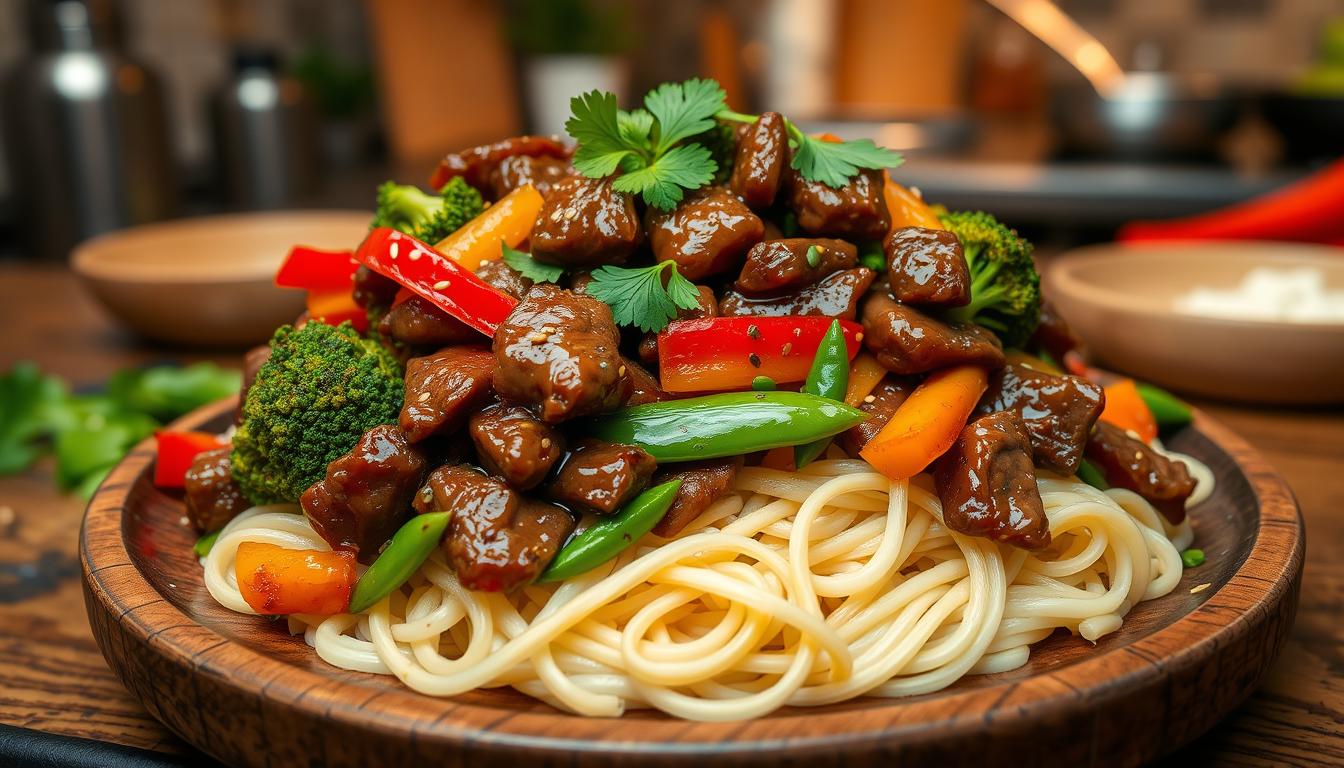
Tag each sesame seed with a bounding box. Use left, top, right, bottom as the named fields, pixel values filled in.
left=529, top=332, right=549, bottom=343
left=409, top=250, right=422, bottom=261
left=1189, top=583, right=1211, bottom=594
left=541, top=438, right=552, bottom=449
left=747, top=324, right=761, bottom=340
left=564, top=207, right=579, bottom=220
left=793, top=327, right=802, bottom=337
left=855, top=332, right=864, bottom=342
left=781, top=342, right=793, bottom=356
left=539, top=326, right=557, bottom=335
left=618, top=365, right=627, bottom=376
left=863, top=395, right=876, bottom=403
left=910, top=186, right=923, bottom=199
left=389, top=242, right=399, bottom=259
left=178, top=515, right=190, bottom=526
left=748, top=353, right=762, bottom=368
left=433, top=280, right=451, bottom=290
left=417, top=391, right=431, bottom=402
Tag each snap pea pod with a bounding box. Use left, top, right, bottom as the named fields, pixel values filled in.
left=1076, top=458, right=1108, bottom=490
left=193, top=530, right=221, bottom=558
left=538, top=479, right=682, bottom=583
left=1135, top=382, right=1193, bottom=428
left=794, top=320, right=850, bottom=468
left=585, top=391, right=867, bottom=462
left=348, top=511, right=451, bottom=614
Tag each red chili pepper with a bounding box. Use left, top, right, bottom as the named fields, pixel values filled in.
left=305, top=289, right=368, bottom=333
left=657, top=317, right=863, bottom=393
left=275, top=246, right=359, bottom=291
left=154, top=430, right=228, bottom=488
left=354, top=227, right=517, bottom=337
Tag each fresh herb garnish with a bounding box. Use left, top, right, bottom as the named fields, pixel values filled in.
left=585, top=261, right=702, bottom=333
left=1180, top=548, right=1206, bottom=568
left=715, top=108, right=904, bottom=188
left=805, top=245, right=821, bottom=268
left=500, top=242, right=564, bottom=284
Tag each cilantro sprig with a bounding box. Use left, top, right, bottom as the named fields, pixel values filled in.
left=585, top=261, right=702, bottom=333
left=500, top=242, right=564, bottom=284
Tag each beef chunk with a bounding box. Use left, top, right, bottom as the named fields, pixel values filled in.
left=786, top=167, right=890, bottom=242
left=1085, top=422, right=1196, bottom=524
left=861, top=292, right=1005, bottom=375
left=184, top=448, right=250, bottom=533
left=884, top=227, right=970, bottom=307
left=544, top=439, right=657, bottom=516
left=430, top=135, right=569, bottom=195
left=468, top=404, right=566, bottom=490
left=400, top=346, right=495, bottom=442
left=530, top=176, right=641, bottom=267
left=622, top=357, right=668, bottom=405
left=379, top=294, right=478, bottom=349
left=352, top=265, right=399, bottom=312
left=415, top=465, right=575, bottom=591
left=474, top=258, right=534, bottom=299
left=978, top=364, right=1104, bottom=474
left=729, top=111, right=788, bottom=209
left=300, top=425, right=428, bottom=561
left=488, top=154, right=571, bottom=201
left=837, top=378, right=915, bottom=456
left=720, top=267, right=876, bottom=320
left=235, top=343, right=272, bottom=424
left=735, top=238, right=858, bottom=296
left=637, top=284, right=717, bottom=366
left=494, top=285, right=631, bottom=422
left=1030, top=299, right=1086, bottom=364
left=646, top=186, right=765, bottom=281
left=934, top=411, right=1050, bottom=551
left=650, top=457, right=742, bottom=538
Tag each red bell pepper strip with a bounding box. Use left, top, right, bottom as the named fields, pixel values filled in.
left=657, top=317, right=863, bottom=393
left=154, top=430, right=228, bottom=488
left=354, top=227, right=517, bottom=337
left=305, top=289, right=368, bottom=333
left=275, top=246, right=359, bottom=291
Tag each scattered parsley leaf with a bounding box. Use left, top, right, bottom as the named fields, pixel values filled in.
left=500, top=243, right=564, bottom=284
left=611, top=143, right=716, bottom=211
left=585, top=261, right=702, bottom=333
left=791, top=134, right=904, bottom=188
left=644, top=78, right=726, bottom=154
left=566, top=90, right=631, bottom=178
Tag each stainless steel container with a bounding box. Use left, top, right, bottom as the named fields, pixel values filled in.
left=1, top=0, right=176, bottom=261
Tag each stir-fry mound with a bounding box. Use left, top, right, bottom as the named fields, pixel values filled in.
left=370, top=176, right=485, bottom=244
left=939, top=210, right=1041, bottom=348
left=231, top=321, right=404, bottom=504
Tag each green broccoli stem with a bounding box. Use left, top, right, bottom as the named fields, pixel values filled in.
left=945, top=244, right=1007, bottom=324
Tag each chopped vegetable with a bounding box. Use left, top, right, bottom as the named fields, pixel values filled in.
left=105, top=363, right=241, bottom=422
left=860, top=365, right=989, bottom=481
left=1099, top=379, right=1159, bottom=443
left=153, top=430, right=227, bottom=488
left=939, top=210, right=1041, bottom=348
left=1180, top=548, right=1206, bottom=568
left=1076, top=458, right=1109, bottom=490
left=194, top=530, right=221, bottom=558
left=842, top=352, right=887, bottom=407
left=0, top=362, right=71, bottom=474
left=355, top=227, right=518, bottom=337
left=370, top=177, right=485, bottom=244
left=795, top=321, right=850, bottom=468
left=883, top=173, right=943, bottom=232
left=501, top=243, right=564, bottom=284
left=657, top=316, right=863, bottom=393
left=1136, top=382, right=1193, bottom=428
left=54, top=409, right=157, bottom=493
left=538, top=479, right=682, bottom=582
left=304, top=288, right=368, bottom=332
left=433, top=183, right=545, bottom=271
left=274, top=246, right=358, bottom=291
left=586, top=391, right=866, bottom=462
left=235, top=541, right=357, bottom=616
left=751, top=375, right=777, bottom=391
left=585, top=260, right=703, bottom=333
left=348, top=512, right=452, bottom=614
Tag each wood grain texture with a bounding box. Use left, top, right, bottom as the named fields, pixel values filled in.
left=77, top=395, right=1303, bottom=768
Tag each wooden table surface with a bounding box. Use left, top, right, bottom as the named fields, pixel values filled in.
left=1, top=264, right=1340, bottom=766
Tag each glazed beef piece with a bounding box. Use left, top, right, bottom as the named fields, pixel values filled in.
left=729, top=111, right=788, bottom=209
left=637, top=284, right=717, bottom=366
left=861, top=292, right=1005, bottom=375
left=622, top=357, right=668, bottom=405
left=734, top=238, right=858, bottom=295
left=430, top=135, right=569, bottom=195
left=468, top=404, right=566, bottom=490
left=300, top=425, right=428, bottom=562
left=494, top=285, right=631, bottom=422
left=415, top=465, right=575, bottom=592
left=401, top=347, right=496, bottom=442
left=720, top=267, right=876, bottom=320
left=353, top=265, right=399, bottom=312
left=786, top=167, right=891, bottom=243
left=650, top=457, right=743, bottom=538
left=488, top=154, right=571, bottom=201
left=646, top=186, right=765, bottom=281
left=544, top=439, right=657, bottom=516
left=235, top=343, right=272, bottom=423
left=978, top=364, right=1104, bottom=474
left=567, top=271, right=594, bottom=294
left=475, top=259, right=534, bottom=299
left=379, top=295, right=478, bottom=349
left=1085, top=422, right=1196, bottom=524
left=837, top=378, right=915, bottom=456
left=934, top=411, right=1050, bottom=551
left=1030, top=300, right=1085, bottom=364
left=884, top=227, right=970, bottom=307
left=184, top=448, right=250, bottom=532
left=530, top=176, right=642, bottom=267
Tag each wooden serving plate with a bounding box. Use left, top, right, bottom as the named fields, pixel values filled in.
left=82, top=398, right=1303, bottom=768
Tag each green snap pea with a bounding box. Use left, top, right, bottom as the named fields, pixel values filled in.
left=585, top=391, right=866, bottom=462
left=794, top=320, right=850, bottom=468
left=1180, top=548, right=1206, bottom=568
left=751, top=375, right=777, bottom=391
left=1136, top=382, right=1193, bottom=428
left=348, top=511, right=451, bottom=614
left=538, top=479, right=682, bottom=583
left=1076, top=458, right=1108, bottom=490
left=193, top=530, right=221, bottom=558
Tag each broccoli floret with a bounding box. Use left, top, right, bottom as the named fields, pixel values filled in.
left=369, top=177, right=484, bottom=244
left=231, top=321, right=404, bottom=504
left=939, top=210, right=1041, bottom=348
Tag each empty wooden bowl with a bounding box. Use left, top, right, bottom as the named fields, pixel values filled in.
left=1047, top=241, right=1344, bottom=404
left=72, top=211, right=371, bottom=348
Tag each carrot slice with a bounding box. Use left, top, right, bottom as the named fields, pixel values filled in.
left=884, top=172, right=944, bottom=233
left=433, top=183, right=544, bottom=271
left=235, top=542, right=356, bottom=616
left=860, top=365, right=989, bottom=480
left=843, top=352, right=888, bottom=407
left=1099, top=378, right=1158, bottom=443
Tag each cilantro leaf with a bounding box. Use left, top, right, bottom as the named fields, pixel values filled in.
left=644, top=78, right=726, bottom=154
left=500, top=243, right=564, bottom=284
left=617, top=108, right=654, bottom=149
left=585, top=261, right=703, bottom=333
left=791, top=135, right=904, bottom=188
left=566, top=90, right=631, bottom=177
left=611, top=143, right=716, bottom=210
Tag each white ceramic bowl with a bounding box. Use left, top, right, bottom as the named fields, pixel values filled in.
left=73, top=211, right=371, bottom=348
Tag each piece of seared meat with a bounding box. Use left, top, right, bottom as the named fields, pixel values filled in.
left=530, top=176, right=642, bottom=267
left=646, top=186, right=764, bottom=281
left=430, top=135, right=569, bottom=196
left=544, top=439, right=657, bottom=516
left=785, top=167, right=890, bottom=242
left=837, top=378, right=915, bottom=456
left=650, top=457, right=743, bottom=538
left=400, top=346, right=495, bottom=442
left=978, top=363, right=1104, bottom=474
left=934, top=411, right=1050, bottom=551
left=1085, top=422, right=1197, bottom=524
left=379, top=295, right=478, bottom=349
left=475, top=258, right=534, bottom=300
left=488, top=154, right=571, bottom=201
left=184, top=448, right=250, bottom=533
left=468, top=404, right=566, bottom=491
left=729, top=111, right=788, bottom=209
left=734, top=238, right=857, bottom=296
left=720, top=267, right=876, bottom=321
left=861, top=292, right=1005, bottom=375
left=884, top=226, right=970, bottom=308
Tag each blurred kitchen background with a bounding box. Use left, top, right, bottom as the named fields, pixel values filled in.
left=0, top=0, right=1341, bottom=262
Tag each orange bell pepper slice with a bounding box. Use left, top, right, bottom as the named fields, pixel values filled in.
left=884, top=171, right=943, bottom=233
left=305, top=288, right=367, bottom=332
left=433, top=183, right=545, bottom=271
left=1099, top=378, right=1158, bottom=443
left=843, top=352, right=889, bottom=407
left=235, top=542, right=356, bottom=616
left=860, top=365, right=989, bottom=480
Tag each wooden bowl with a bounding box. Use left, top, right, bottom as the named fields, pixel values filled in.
left=81, top=398, right=1303, bottom=768
left=72, top=211, right=370, bottom=348
left=1046, top=241, right=1344, bottom=404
